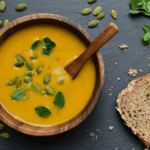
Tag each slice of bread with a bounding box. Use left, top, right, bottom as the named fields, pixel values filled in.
left=117, top=73, right=150, bottom=148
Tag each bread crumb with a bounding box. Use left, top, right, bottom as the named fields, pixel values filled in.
left=119, top=44, right=128, bottom=50
left=145, top=148, right=149, bottom=150
left=117, top=77, right=120, bottom=80
left=89, top=133, right=94, bottom=137
left=114, top=62, right=118, bottom=66
left=92, top=138, right=94, bottom=141
left=139, top=69, right=143, bottom=72
left=100, top=131, right=102, bottom=133
left=144, top=47, right=146, bottom=49
left=148, top=57, right=150, bottom=59
left=96, top=129, right=100, bottom=131
left=96, top=135, right=98, bottom=140
left=109, top=126, right=114, bottom=131
left=115, top=148, right=118, bottom=150
left=111, top=86, right=113, bottom=88
left=128, top=69, right=138, bottom=77
left=109, top=91, right=113, bottom=96
left=132, top=148, right=134, bottom=150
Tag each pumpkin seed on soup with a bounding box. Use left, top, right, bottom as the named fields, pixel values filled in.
left=88, top=20, right=99, bottom=28
left=88, top=0, right=96, bottom=3
left=15, top=77, right=21, bottom=88
left=57, top=78, right=64, bottom=84
left=16, top=3, right=27, bottom=11
left=111, top=10, right=117, bottom=19
left=7, top=80, right=14, bottom=87
left=16, top=55, right=25, bottom=63
left=0, top=1, right=6, bottom=12
left=0, top=133, right=10, bottom=139
left=25, top=71, right=34, bottom=77
left=30, top=54, right=37, bottom=60
left=24, top=76, right=32, bottom=84
left=42, top=90, right=48, bottom=96
left=45, top=86, right=55, bottom=95
left=33, top=84, right=40, bottom=93
left=37, top=66, right=43, bottom=75
left=14, top=62, right=24, bottom=68
left=93, top=6, right=102, bottom=16
left=98, top=12, right=105, bottom=19
left=43, top=74, right=50, bottom=84
left=0, top=20, right=2, bottom=27
left=81, top=8, right=92, bottom=15
left=3, top=19, right=9, bottom=27
left=0, top=124, right=5, bottom=130
left=26, top=61, right=33, bottom=71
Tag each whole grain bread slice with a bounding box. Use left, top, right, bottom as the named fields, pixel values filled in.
left=117, top=73, right=150, bottom=148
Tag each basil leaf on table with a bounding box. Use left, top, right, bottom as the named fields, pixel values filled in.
left=35, top=106, right=51, bottom=118
left=141, top=37, right=150, bottom=44
left=143, top=32, right=150, bottom=41
left=11, top=89, right=25, bottom=100
left=142, top=24, right=150, bottom=33
left=129, top=10, right=142, bottom=14
left=31, top=40, right=41, bottom=50
left=54, top=91, right=65, bottom=110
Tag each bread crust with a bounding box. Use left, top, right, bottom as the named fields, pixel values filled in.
left=117, top=73, right=150, bottom=148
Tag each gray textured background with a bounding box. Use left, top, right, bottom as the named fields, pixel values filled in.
left=0, top=0, right=149, bottom=149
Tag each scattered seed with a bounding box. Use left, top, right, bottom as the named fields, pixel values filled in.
left=97, top=12, right=105, bottom=19
left=16, top=55, right=25, bottom=63
left=0, top=20, right=2, bottom=27
left=109, top=126, right=114, bottom=131
left=114, top=62, right=118, bottom=66
left=15, top=77, right=21, bottom=88
left=93, top=6, right=102, bottom=16
left=24, top=76, right=32, bottom=84
left=0, top=133, right=10, bottom=139
left=81, top=8, right=92, bottom=15
left=42, top=90, right=48, bottom=96
left=26, top=61, right=33, bottom=71
left=111, top=10, right=117, bottom=19
left=16, top=3, right=27, bottom=11
left=37, top=66, right=43, bottom=75
left=88, top=0, right=96, bottom=3
left=88, top=20, right=99, bottom=28
left=0, top=1, right=6, bottom=12
left=43, top=74, right=51, bottom=84
left=45, top=86, right=55, bottom=95
left=0, top=124, right=5, bottom=130
left=117, top=77, right=120, bottom=80
left=57, top=78, right=64, bottom=84
left=25, top=71, right=34, bottom=77
left=7, top=80, right=14, bottom=87
left=30, top=54, right=37, bottom=60
left=33, top=84, right=40, bottom=93
left=22, top=96, right=27, bottom=100
left=3, top=19, right=9, bottom=27
left=14, top=62, right=24, bottom=67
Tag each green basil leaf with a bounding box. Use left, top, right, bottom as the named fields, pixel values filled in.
left=11, top=89, right=25, bottom=100
left=129, top=0, right=143, bottom=10
left=31, top=40, right=41, bottom=50
left=129, top=10, right=141, bottom=14
left=41, top=46, right=51, bottom=56
left=141, top=37, right=150, bottom=44
left=142, top=24, right=150, bottom=33
left=147, top=1, right=150, bottom=12
left=43, top=37, right=56, bottom=49
left=143, top=32, right=150, bottom=41
left=54, top=91, right=65, bottom=110
left=35, top=106, right=51, bottom=118
left=142, top=11, right=150, bottom=16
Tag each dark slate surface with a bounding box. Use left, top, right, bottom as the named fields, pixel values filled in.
left=0, top=0, right=149, bottom=149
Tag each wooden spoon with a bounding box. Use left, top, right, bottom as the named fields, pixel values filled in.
left=64, top=22, right=119, bottom=79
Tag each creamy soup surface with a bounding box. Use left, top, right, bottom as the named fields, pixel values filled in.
left=0, top=25, right=96, bottom=126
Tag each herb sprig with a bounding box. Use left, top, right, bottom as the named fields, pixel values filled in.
left=142, top=24, right=150, bottom=44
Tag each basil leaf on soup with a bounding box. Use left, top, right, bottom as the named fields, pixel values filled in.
left=35, top=106, right=51, bottom=118
left=11, top=89, right=25, bottom=100
left=41, top=46, right=51, bottom=56
left=31, top=40, right=41, bottom=50
left=43, top=37, right=56, bottom=49
left=54, top=91, right=65, bottom=110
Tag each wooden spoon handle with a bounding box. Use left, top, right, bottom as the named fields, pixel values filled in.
left=64, top=22, right=119, bottom=79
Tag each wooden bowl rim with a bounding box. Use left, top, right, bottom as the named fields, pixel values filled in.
left=0, top=13, right=105, bottom=136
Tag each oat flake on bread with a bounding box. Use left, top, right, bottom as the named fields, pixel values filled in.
left=117, top=74, right=150, bottom=148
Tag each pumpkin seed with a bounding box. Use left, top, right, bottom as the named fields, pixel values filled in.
left=93, top=6, right=102, bottom=16
left=22, top=96, right=27, bottom=100
left=43, top=74, right=50, bottom=84
left=88, top=20, right=99, bottom=28
left=81, top=8, right=92, bottom=15
left=0, top=1, right=6, bottom=12
left=16, top=3, right=27, bottom=11
left=26, top=61, right=33, bottom=71
left=57, top=78, right=64, bottom=84
left=45, top=86, right=55, bottom=95
left=3, top=19, right=9, bottom=27
left=0, top=20, right=2, bottom=27
left=15, top=77, right=21, bottom=88
left=14, top=62, right=24, bottom=67
left=42, top=90, right=48, bottom=96
left=98, top=12, right=105, bottom=19
left=16, top=55, right=25, bottom=63
left=25, top=71, right=34, bottom=77
left=30, top=54, right=37, bottom=60
left=88, top=0, right=96, bottom=3
left=0, top=133, right=10, bottom=139
left=24, top=76, right=32, bottom=84
left=0, top=124, right=5, bottom=130
left=111, top=10, right=117, bottom=19
left=7, top=80, right=14, bottom=86
left=37, top=66, right=43, bottom=75
left=33, top=84, right=40, bottom=93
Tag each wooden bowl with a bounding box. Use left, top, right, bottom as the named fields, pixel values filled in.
left=0, top=13, right=105, bottom=136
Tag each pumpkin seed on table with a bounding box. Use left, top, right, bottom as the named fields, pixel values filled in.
left=93, top=6, right=102, bottom=16
left=24, top=76, right=32, bottom=84
left=25, top=71, right=34, bottom=77
left=0, top=20, right=2, bottom=27
left=88, top=0, right=96, bottom=3
left=81, top=8, right=92, bottom=15
left=88, top=20, right=99, bottom=28
left=0, top=0, right=6, bottom=12
left=0, top=124, right=5, bottom=130
left=3, top=19, right=9, bottom=27
left=7, top=80, right=14, bottom=87
left=98, top=12, right=105, bottom=19
left=43, top=74, right=50, bottom=84
left=0, top=133, right=10, bottom=139
left=111, top=10, right=117, bottom=19
left=37, top=66, right=43, bottom=75
left=33, top=84, right=40, bottom=93
left=57, top=78, right=64, bottom=84
left=45, top=86, right=55, bottom=95
left=30, top=54, right=37, bottom=60
left=26, top=61, right=33, bottom=71
left=15, top=77, right=21, bottom=88
left=16, top=3, right=27, bottom=11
